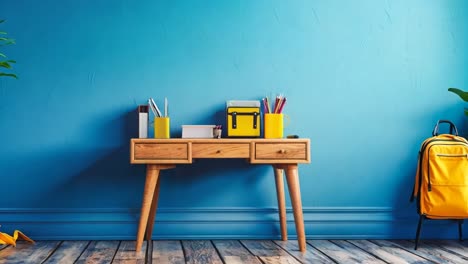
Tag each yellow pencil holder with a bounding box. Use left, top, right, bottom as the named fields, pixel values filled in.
left=154, top=117, right=170, bottom=139
left=264, top=113, right=284, bottom=139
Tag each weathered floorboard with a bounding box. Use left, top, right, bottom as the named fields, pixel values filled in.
left=75, top=240, right=120, bottom=264
left=348, top=240, right=428, bottom=264
left=423, top=240, right=468, bottom=259
left=113, top=241, right=147, bottom=264
left=152, top=240, right=185, bottom=264
left=274, top=240, right=333, bottom=264
left=308, top=240, right=385, bottom=264
left=213, top=240, right=262, bottom=264
left=3, top=239, right=465, bottom=263
left=0, top=241, right=59, bottom=264
left=43, top=241, right=89, bottom=264
left=260, top=256, right=304, bottom=264
left=241, top=240, right=300, bottom=264
left=331, top=240, right=386, bottom=263
left=388, top=239, right=467, bottom=264
left=182, top=240, right=223, bottom=264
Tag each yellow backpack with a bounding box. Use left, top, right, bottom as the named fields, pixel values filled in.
left=411, top=120, right=468, bottom=249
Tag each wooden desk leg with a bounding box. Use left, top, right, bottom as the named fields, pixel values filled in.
left=146, top=175, right=161, bottom=241
left=284, top=164, right=306, bottom=252
left=273, top=166, right=287, bottom=241
left=136, top=165, right=160, bottom=252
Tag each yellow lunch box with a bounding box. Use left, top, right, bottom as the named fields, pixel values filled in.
left=226, top=100, right=261, bottom=137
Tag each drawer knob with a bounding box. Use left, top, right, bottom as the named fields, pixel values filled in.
left=278, top=149, right=287, bottom=154
left=216, top=150, right=222, bottom=154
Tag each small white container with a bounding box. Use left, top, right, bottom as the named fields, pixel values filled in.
left=182, top=125, right=216, bottom=138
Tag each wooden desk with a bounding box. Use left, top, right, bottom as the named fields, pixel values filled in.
left=130, top=138, right=311, bottom=252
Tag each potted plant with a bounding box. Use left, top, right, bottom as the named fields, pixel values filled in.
left=448, top=88, right=468, bottom=116
left=0, top=19, right=16, bottom=79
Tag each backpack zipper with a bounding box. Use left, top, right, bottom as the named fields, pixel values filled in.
left=435, top=153, right=468, bottom=158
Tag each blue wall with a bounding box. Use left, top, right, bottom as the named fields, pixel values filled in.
left=1, top=0, right=467, bottom=240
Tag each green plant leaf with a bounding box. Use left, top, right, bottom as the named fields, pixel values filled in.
left=0, top=61, right=12, bottom=69
left=0, top=19, right=16, bottom=80
left=0, top=37, right=14, bottom=44
left=465, top=108, right=468, bottom=117
left=448, top=88, right=468, bottom=102
left=0, top=72, right=17, bottom=79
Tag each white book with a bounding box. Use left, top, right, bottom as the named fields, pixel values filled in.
left=182, top=125, right=216, bottom=138
left=138, top=105, right=148, bottom=138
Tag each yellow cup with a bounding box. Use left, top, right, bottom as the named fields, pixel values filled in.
left=154, top=117, right=170, bottom=139
left=264, top=113, right=284, bottom=139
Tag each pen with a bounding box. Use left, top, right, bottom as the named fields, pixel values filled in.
left=151, top=98, right=162, bottom=117
left=277, top=97, right=287, bottom=113
left=262, top=98, right=268, bottom=113
left=148, top=98, right=158, bottom=117
left=273, top=96, right=280, bottom=113
left=265, top=97, right=271, bottom=113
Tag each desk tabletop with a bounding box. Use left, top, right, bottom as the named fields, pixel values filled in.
left=131, top=138, right=310, bottom=143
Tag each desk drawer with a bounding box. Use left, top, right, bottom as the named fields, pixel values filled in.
left=192, top=143, right=250, bottom=158
left=254, top=143, right=308, bottom=162
left=133, top=143, right=189, bottom=162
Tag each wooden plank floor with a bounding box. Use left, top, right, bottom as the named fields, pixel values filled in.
left=0, top=240, right=467, bottom=263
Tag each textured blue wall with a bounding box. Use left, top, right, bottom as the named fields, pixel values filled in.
left=1, top=0, right=467, bottom=239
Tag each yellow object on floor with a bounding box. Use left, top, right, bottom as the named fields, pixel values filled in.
left=0, top=230, right=35, bottom=246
